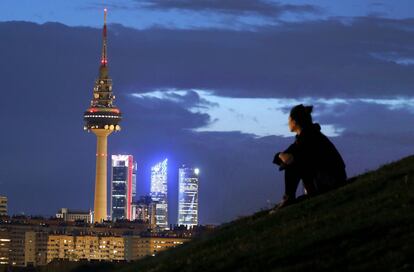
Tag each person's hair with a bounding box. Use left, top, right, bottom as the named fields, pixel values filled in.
left=289, top=104, right=313, bottom=129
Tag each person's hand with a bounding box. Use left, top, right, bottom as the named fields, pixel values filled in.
left=279, top=152, right=294, bottom=165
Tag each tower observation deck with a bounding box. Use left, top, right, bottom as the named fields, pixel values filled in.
left=83, top=9, right=122, bottom=222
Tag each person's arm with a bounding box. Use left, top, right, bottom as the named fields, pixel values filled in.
left=272, top=152, right=283, bottom=165
left=279, top=153, right=294, bottom=165
left=273, top=143, right=295, bottom=170
left=281, top=143, right=297, bottom=164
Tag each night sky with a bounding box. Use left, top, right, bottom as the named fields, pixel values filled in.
left=0, top=0, right=413, bottom=225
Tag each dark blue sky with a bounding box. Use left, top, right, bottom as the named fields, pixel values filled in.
left=0, top=0, right=413, bottom=224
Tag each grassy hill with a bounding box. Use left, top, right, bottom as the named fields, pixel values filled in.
left=118, top=155, right=414, bottom=272
left=44, top=155, right=414, bottom=272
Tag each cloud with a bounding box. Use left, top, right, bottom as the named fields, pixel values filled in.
left=141, top=0, right=321, bottom=18
left=314, top=99, right=414, bottom=143
left=370, top=52, right=414, bottom=66
left=3, top=17, right=414, bottom=99
left=80, top=2, right=133, bottom=11
left=132, top=89, right=218, bottom=110
left=108, top=17, right=414, bottom=98
left=125, top=94, right=211, bottom=130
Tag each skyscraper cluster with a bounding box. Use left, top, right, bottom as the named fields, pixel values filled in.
left=109, top=157, right=200, bottom=230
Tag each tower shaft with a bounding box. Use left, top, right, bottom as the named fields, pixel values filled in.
left=92, top=129, right=112, bottom=222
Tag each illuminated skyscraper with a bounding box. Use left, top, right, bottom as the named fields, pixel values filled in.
left=111, top=155, right=134, bottom=221
left=178, top=166, right=199, bottom=228
left=150, top=159, right=168, bottom=229
left=132, top=161, right=137, bottom=201
left=83, top=9, right=122, bottom=222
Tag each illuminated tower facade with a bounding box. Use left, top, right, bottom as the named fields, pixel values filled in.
left=132, top=161, right=137, bottom=201
left=110, top=155, right=134, bottom=221
left=150, top=159, right=168, bottom=229
left=83, top=9, right=122, bottom=222
left=178, top=166, right=199, bottom=228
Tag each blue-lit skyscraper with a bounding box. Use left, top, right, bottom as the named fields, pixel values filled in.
left=150, top=159, right=168, bottom=229
left=178, top=166, right=199, bottom=228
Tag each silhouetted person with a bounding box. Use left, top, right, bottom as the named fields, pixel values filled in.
left=271, top=104, right=347, bottom=211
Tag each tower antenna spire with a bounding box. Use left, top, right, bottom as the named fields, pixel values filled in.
left=101, top=8, right=108, bottom=67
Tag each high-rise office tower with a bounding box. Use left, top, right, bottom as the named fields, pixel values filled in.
left=111, top=155, right=134, bottom=221
left=132, top=161, right=137, bottom=201
left=150, top=159, right=168, bottom=229
left=178, top=166, right=199, bottom=228
left=83, top=9, right=122, bottom=222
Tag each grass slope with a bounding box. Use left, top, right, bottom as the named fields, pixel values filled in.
left=117, top=155, right=414, bottom=272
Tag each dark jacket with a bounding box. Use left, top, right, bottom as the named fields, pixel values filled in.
left=273, top=123, right=347, bottom=190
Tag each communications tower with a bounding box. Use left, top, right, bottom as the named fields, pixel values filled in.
left=83, top=9, right=122, bottom=222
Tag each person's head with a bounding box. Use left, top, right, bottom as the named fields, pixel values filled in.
left=288, top=104, right=313, bottom=133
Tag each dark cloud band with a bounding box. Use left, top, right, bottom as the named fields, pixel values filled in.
left=141, top=0, right=321, bottom=18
